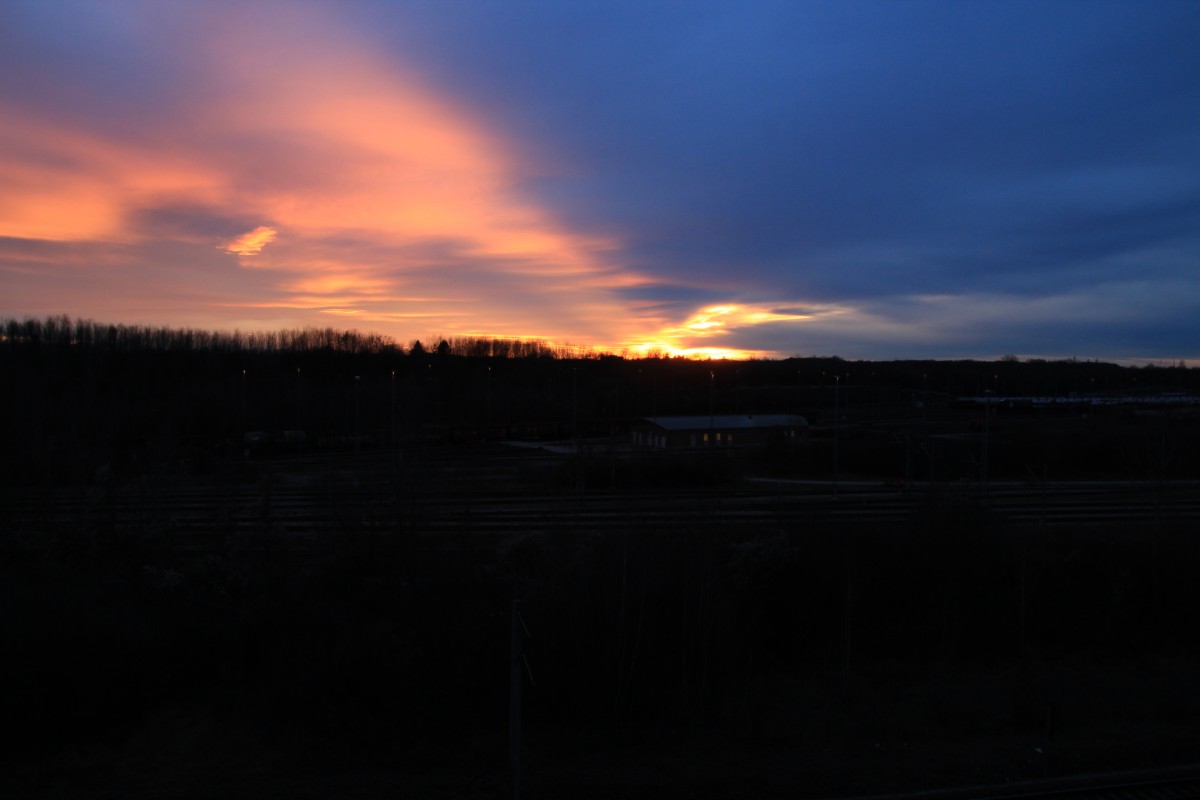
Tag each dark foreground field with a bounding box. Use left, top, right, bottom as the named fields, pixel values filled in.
left=4, top=440, right=1200, bottom=799
left=4, top=330, right=1200, bottom=797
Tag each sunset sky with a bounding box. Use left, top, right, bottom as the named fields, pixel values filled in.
left=2, top=1, right=1198, bottom=360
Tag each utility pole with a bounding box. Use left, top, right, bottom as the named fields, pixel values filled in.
left=982, top=390, right=991, bottom=499
left=833, top=375, right=840, bottom=497
left=571, top=367, right=578, bottom=441
left=709, top=370, right=715, bottom=443
left=353, top=375, right=362, bottom=464
left=295, top=367, right=302, bottom=430
left=390, top=370, right=396, bottom=445
left=652, top=368, right=658, bottom=423
left=391, top=369, right=400, bottom=498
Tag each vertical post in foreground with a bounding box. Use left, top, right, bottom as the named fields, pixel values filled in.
left=981, top=391, right=990, bottom=499
left=833, top=375, right=840, bottom=497
left=510, top=599, right=523, bottom=800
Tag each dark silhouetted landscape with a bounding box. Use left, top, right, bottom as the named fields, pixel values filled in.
left=4, top=317, right=1200, bottom=798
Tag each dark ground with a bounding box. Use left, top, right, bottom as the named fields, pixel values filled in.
left=4, top=438, right=1200, bottom=799
left=4, top=329, right=1200, bottom=797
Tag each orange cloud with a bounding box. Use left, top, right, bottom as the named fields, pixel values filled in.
left=0, top=107, right=225, bottom=242
left=0, top=4, right=788, bottom=356
left=222, top=226, right=277, bottom=256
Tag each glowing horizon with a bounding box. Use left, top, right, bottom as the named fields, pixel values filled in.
left=2, top=2, right=1197, bottom=363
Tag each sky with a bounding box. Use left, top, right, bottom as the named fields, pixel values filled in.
left=2, top=0, right=1198, bottom=361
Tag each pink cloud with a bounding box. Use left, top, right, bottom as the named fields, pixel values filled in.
left=0, top=2, right=802, bottom=355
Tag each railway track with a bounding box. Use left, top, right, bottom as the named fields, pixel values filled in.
left=3, top=476, right=1198, bottom=554
left=845, top=766, right=1200, bottom=800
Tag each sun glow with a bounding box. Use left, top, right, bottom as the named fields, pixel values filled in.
left=617, top=303, right=818, bottom=358
left=626, top=341, right=760, bottom=360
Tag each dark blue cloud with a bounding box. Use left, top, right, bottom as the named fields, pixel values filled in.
left=0, top=2, right=191, bottom=129
left=354, top=0, right=1200, bottom=319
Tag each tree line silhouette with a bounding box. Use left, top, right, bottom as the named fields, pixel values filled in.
left=3, top=315, right=1197, bottom=489
left=2, top=315, right=588, bottom=358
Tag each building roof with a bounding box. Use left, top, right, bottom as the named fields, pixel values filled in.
left=640, top=414, right=808, bottom=432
